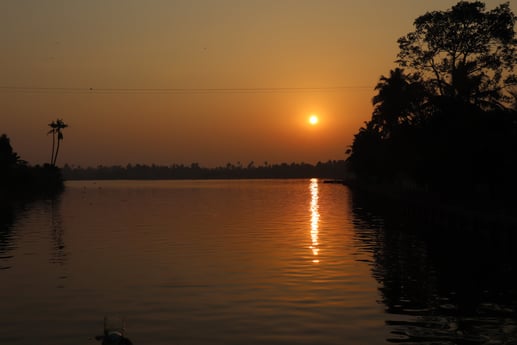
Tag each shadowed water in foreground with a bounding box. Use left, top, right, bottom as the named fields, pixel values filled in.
left=0, top=180, right=515, bottom=344
left=352, top=193, right=517, bottom=344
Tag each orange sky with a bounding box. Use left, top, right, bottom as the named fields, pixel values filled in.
left=1, top=0, right=513, bottom=167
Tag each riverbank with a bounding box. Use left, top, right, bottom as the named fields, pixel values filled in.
left=1, top=164, right=64, bottom=200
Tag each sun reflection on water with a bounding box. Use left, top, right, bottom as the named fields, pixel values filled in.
left=309, top=178, right=320, bottom=263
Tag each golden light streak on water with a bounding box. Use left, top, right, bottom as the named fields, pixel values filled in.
left=309, top=178, right=320, bottom=263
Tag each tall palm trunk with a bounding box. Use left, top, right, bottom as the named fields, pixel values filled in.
left=52, top=132, right=63, bottom=166
left=48, top=119, right=67, bottom=167
left=50, top=130, right=56, bottom=166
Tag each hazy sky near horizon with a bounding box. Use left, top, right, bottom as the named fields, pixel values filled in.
left=1, top=0, right=514, bottom=167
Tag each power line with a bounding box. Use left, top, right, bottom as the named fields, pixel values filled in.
left=0, top=85, right=373, bottom=95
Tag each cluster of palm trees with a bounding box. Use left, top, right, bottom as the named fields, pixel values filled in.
left=346, top=1, right=517, bottom=198
left=47, top=119, right=68, bottom=167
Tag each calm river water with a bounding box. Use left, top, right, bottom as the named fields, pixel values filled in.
left=1, top=179, right=516, bottom=345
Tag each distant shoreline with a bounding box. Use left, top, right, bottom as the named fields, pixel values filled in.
left=61, top=160, right=348, bottom=180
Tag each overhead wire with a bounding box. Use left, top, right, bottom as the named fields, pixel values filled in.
left=0, top=85, right=373, bottom=95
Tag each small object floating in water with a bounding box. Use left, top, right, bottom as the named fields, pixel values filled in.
left=95, top=316, right=134, bottom=345
left=95, top=330, right=134, bottom=344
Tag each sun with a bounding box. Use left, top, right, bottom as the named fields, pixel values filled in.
left=309, top=115, right=319, bottom=125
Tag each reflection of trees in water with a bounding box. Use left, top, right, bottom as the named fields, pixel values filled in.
left=0, top=200, right=34, bottom=270
left=350, top=192, right=517, bottom=344
left=0, top=196, right=68, bottom=269
left=0, top=201, right=18, bottom=270
left=49, top=196, right=67, bottom=265
left=351, top=194, right=439, bottom=312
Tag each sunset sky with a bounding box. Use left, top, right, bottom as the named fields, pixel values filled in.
left=1, top=0, right=513, bottom=167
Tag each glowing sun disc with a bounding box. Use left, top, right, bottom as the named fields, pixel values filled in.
left=309, top=115, right=319, bottom=125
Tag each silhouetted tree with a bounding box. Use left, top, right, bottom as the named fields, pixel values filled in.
left=1, top=134, right=21, bottom=188
left=1, top=133, right=63, bottom=195
left=346, top=122, right=386, bottom=181
left=347, top=1, right=517, bottom=200
left=48, top=119, right=68, bottom=167
left=397, top=1, right=516, bottom=109
left=372, top=68, right=428, bottom=138
left=0, top=134, right=21, bottom=172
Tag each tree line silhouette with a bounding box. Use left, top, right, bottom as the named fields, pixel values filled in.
left=346, top=1, right=517, bottom=203
left=62, top=160, right=347, bottom=180
left=0, top=134, right=63, bottom=197
left=1, top=119, right=67, bottom=197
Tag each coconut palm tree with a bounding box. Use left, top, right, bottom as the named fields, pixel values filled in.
left=47, top=118, right=68, bottom=166
left=48, top=120, right=57, bottom=165
left=372, top=68, right=412, bottom=136
left=372, top=68, right=427, bottom=138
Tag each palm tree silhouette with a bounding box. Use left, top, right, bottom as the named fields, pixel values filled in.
left=372, top=68, right=410, bottom=135
left=47, top=119, right=68, bottom=167
left=372, top=68, right=426, bottom=138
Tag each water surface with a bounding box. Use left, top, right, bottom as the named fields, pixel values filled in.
left=1, top=179, right=516, bottom=344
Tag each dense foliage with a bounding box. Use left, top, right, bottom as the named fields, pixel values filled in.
left=0, top=134, right=63, bottom=197
left=346, top=1, right=517, bottom=201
